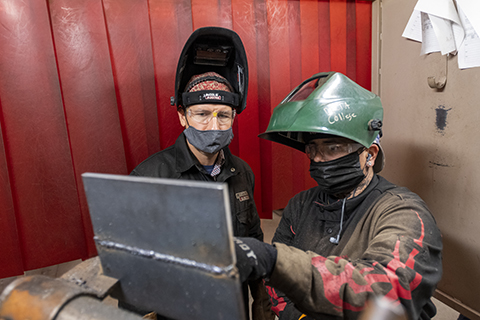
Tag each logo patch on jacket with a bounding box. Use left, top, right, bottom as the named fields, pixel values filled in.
left=236, top=191, right=250, bottom=202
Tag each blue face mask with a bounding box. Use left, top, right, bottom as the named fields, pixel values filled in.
left=183, top=126, right=234, bottom=154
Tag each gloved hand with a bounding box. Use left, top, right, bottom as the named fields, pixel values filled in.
left=234, top=237, right=277, bottom=282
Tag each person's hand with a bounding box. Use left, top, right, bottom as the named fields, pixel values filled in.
left=233, top=237, right=277, bottom=282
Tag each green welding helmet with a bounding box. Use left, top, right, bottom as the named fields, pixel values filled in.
left=259, top=72, right=384, bottom=171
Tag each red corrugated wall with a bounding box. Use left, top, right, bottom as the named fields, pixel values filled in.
left=0, top=0, right=372, bottom=278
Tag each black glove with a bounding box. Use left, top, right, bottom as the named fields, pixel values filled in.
left=234, top=237, right=277, bottom=282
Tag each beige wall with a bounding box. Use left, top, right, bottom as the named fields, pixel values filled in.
left=372, top=1, right=480, bottom=319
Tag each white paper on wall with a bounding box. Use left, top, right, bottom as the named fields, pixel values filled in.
left=402, top=0, right=464, bottom=56
left=402, top=10, right=423, bottom=42
left=457, top=5, right=480, bottom=69
left=420, top=13, right=442, bottom=55
left=455, top=0, right=480, bottom=36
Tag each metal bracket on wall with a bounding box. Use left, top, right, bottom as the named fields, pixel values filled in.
left=428, top=54, right=448, bottom=89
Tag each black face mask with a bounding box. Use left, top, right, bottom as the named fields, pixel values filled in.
left=309, top=151, right=365, bottom=196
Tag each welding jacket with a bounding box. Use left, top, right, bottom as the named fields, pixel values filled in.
left=267, top=175, right=443, bottom=320
left=130, top=132, right=273, bottom=320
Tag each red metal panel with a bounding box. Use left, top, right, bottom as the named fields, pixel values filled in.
left=355, top=0, right=372, bottom=90
left=346, top=0, right=357, bottom=79
left=49, top=0, right=128, bottom=256
left=0, top=0, right=373, bottom=274
left=266, top=0, right=295, bottom=210
left=330, top=0, right=347, bottom=74
left=0, top=122, right=23, bottom=277
left=232, top=0, right=265, bottom=217
left=318, top=1, right=332, bottom=72
left=288, top=1, right=302, bottom=87
left=288, top=1, right=308, bottom=197
left=191, top=0, right=233, bottom=29
left=149, top=0, right=191, bottom=150
left=253, top=0, right=274, bottom=217
left=0, top=0, right=87, bottom=271
left=300, top=0, right=320, bottom=79
left=192, top=0, right=220, bottom=29
left=103, top=0, right=160, bottom=172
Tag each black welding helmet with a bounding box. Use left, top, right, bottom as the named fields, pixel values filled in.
left=171, top=27, right=249, bottom=114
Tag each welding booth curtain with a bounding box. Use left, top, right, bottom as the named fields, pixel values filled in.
left=0, top=0, right=372, bottom=278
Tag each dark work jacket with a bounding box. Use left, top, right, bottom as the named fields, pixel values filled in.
left=128, top=133, right=273, bottom=320
left=268, top=175, right=443, bottom=320
left=131, top=132, right=263, bottom=241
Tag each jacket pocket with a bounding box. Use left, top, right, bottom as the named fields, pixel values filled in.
left=232, top=203, right=254, bottom=237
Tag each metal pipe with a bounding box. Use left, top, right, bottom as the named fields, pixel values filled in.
left=56, top=296, right=143, bottom=320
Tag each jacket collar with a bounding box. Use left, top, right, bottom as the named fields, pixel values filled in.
left=314, top=175, right=380, bottom=221
left=174, top=132, right=201, bottom=173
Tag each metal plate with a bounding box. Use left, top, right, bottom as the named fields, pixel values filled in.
left=82, top=173, right=245, bottom=320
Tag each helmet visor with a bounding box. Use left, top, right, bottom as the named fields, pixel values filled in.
left=284, top=75, right=330, bottom=103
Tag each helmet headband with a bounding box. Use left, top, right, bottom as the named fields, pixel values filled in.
left=182, top=91, right=239, bottom=108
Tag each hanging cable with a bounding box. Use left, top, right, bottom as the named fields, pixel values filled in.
left=330, top=197, right=346, bottom=245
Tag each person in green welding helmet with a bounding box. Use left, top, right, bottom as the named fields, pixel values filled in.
left=233, top=72, right=443, bottom=320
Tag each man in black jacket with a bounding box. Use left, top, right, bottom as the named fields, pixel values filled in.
left=129, top=27, right=273, bottom=320
left=131, top=71, right=263, bottom=241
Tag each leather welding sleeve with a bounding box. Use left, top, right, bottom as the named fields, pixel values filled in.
left=266, top=193, right=443, bottom=320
